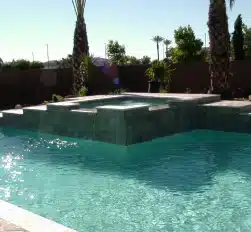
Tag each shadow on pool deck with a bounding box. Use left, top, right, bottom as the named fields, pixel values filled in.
left=1, top=128, right=251, bottom=194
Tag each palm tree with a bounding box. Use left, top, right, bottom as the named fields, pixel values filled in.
left=0, top=58, right=3, bottom=68
left=163, top=39, right=171, bottom=59
left=152, top=36, right=164, bottom=61
left=208, top=0, right=235, bottom=97
left=72, top=0, right=89, bottom=95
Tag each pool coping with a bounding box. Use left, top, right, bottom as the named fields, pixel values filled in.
left=0, top=200, right=77, bottom=232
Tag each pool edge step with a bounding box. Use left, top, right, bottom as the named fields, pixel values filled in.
left=0, top=200, right=77, bottom=232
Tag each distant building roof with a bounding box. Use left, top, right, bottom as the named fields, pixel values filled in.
left=92, top=57, right=110, bottom=66
left=43, top=57, right=110, bottom=69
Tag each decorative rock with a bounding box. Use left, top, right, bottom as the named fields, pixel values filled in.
left=15, top=104, right=22, bottom=109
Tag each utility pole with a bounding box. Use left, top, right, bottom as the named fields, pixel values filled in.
left=163, top=43, right=165, bottom=59
left=105, top=43, right=107, bottom=59
left=32, top=52, right=34, bottom=62
left=46, top=44, right=50, bottom=68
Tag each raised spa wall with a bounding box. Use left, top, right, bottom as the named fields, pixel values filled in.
left=1, top=93, right=251, bottom=145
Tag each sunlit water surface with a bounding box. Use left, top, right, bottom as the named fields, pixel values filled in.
left=1, top=128, right=251, bottom=231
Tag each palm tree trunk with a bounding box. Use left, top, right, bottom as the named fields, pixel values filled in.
left=157, top=43, right=160, bottom=61
left=208, top=0, right=231, bottom=97
left=72, top=14, right=89, bottom=95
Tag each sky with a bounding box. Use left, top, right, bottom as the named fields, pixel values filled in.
left=0, top=0, right=250, bottom=62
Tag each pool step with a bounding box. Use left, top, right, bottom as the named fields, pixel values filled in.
left=0, top=103, right=95, bottom=130
left=71, top=108, right=97, bottom=114
left=240, top=112, right=251, bottom=116
left=46, top=102, right=80, bottom=111
left=200, top=100, right=251, bottom=114
left=1, top=105, right=47, bottom=117
left=125, top=93, right=221, bottom=104
left=24, top=105, right=47, bottom=112
left=0, top=109, right=24, bottom=128
left=1, top=109, right=23, bottom=116
left=0, top=105, right=46, bottom=129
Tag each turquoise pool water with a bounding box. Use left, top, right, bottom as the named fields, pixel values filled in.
left=1, top=128, right=251, bottom=231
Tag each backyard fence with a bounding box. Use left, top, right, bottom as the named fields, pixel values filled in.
left=0, top=61, right=251, bottom=109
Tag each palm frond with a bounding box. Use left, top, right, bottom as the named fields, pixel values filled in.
left=152, top=36, right=164, bottom=43
left=229, top=0, right=235, bottom=9
left=72, top=0, right=87, bottom=17
left=72, top=0, right=77, bottom=16
left=163, top=39, right=171, bottom=46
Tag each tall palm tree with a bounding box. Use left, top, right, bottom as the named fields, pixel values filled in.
left=152, top=36, right=164, bottom=61
left=208, top=0, right=235, bottom=97
left=72, top=0, right=89, bottom=95
left=0, top=58, right=3, bottom=68
left=163, top=39, right=171, bottom=59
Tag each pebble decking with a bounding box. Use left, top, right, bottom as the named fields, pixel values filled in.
left=1, top=93, right=251, bottom=145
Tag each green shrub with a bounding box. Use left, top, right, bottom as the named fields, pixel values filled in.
left=52, top=94, right=64, bottom=102
left=185, top=88, right=191, bottom=93
left=78, top=87, right=88, bottom=97
left=12, top=59, right=30, bottom=70
left=1, top=63, right=12, bottom=71
left=1, top=59, right=44, bottom=71
left=145, top=61, right=175, bottom=92
left=109, top=88, right=127, bottom=95
left=160, top=88, right=168, bottom=93
left=233, top=98, right=248, bottom=101
left=30, top=61, right=44, bottom=69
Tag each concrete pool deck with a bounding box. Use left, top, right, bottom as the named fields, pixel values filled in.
left=0, top=200, right=76, bottom=232
left=1, top=93, right=251, bottom=145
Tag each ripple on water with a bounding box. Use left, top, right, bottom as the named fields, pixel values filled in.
left=0, top=129, right=251, bottom=231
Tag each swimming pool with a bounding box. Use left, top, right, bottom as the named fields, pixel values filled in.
left=1, top=128, right=251, bottom=231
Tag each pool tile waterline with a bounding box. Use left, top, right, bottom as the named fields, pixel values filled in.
left=2, top=93, right=251, bottom=145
